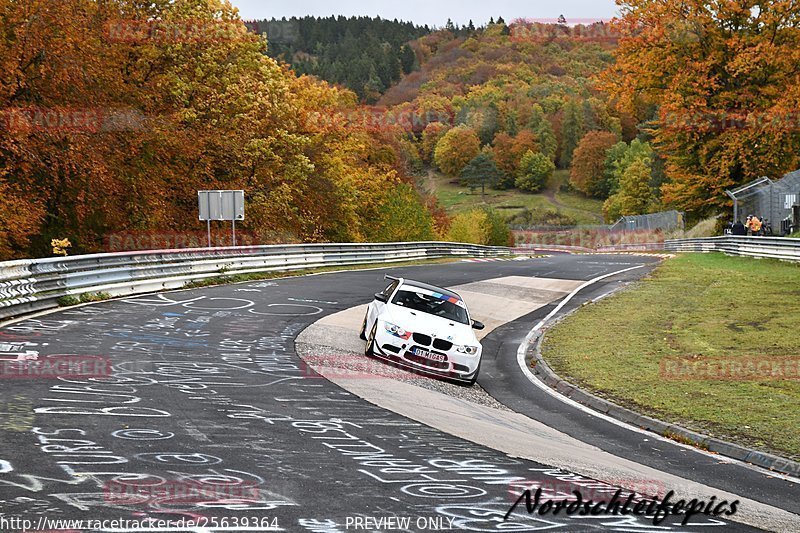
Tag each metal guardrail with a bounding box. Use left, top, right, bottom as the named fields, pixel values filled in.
left=665, top=236, right=800, bottom=262
left=0, top=242, right=511, bottom=321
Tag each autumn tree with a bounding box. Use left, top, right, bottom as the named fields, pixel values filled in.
left=446, top=208, right=510, bottom=246
left=433, top=125, right=481, bottom=175
left=366, top=183, right=435, bottom=242
left=420, top=122, right=450, bottom=163
left=492, top=130, right=539, bottom=188
left=601, top=0, right=800, bottom=217
left=603, top=159, right=656, bottom=222
left=0, top=0, right=435, bottom=258
left=516, top=151, right=554, bottom=193
left=569, top=131, right=619, bottom=197
left=447, top=209, right=489, bottom=245
left=603, top=139, right=654, bottom=197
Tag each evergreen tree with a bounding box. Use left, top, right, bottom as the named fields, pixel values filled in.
left=399, top=44, right=416, bottom=74
left=560, top=100, right=584, bottom=168
left=250, top=15, right=430, bottom=101
left=527, top=105, right=558, bottom=162
left=460, top=151, right=502, bottom=198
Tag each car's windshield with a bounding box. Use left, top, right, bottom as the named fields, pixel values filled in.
left=391, top=288, right=469, bottom=324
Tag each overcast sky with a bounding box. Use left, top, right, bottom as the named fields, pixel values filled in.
left=230, top=0, right=621, bottom=27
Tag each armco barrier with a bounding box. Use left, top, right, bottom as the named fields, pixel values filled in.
left=0, top=242, right=511, bottom=321
left=665, top=236, right=800, bottom=262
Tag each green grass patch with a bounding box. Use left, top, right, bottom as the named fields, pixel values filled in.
left=426, top=170, right=604, bottom=225
left=554, top=190, right=605, bottom=217
left=542, top=253, right=800, bottom=460
left=58, top=292, right=111, bottom=307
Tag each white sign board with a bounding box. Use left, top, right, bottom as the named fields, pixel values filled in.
left=198, top=190, right=245, bottom=221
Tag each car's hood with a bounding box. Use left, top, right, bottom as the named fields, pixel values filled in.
left=385, top=303, right=478, bottom=344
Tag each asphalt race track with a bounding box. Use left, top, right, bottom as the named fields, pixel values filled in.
left=0, top=255, right=795, bottom=532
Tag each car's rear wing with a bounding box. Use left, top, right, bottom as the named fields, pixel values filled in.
left=384, top=275, right=400, bottom=282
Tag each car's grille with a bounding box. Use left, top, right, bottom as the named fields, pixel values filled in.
left=432, top=339, right=453, bottom=351
left=381, top=344, right=401, bottom=354
left=453, top=363, right=470, bottom=372
left=412, top=333, right=431, bottom=346
left=406, top=353, right=449, bottom=369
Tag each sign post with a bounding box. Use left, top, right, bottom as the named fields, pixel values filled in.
left=198, top=190, right=245, bottom=247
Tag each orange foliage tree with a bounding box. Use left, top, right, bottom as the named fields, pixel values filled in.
left=601, top=0, right=800, bottom=217
left=433, top=125, right=481, bottom=175
left=569, top=131, right=619, bottom=198
left=0, top=0, right=435, bottom=258
left=492, top=130, right=539, bottom=188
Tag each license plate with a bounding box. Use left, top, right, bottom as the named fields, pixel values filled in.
left=414, top=348, right=446, bottom=362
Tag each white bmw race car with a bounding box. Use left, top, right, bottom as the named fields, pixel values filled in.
left=360, top=276, right=485, bottom=385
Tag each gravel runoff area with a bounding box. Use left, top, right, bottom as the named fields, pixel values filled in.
left=295, top=339, right=511, bottom=412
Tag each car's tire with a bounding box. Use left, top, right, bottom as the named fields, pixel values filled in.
left=467, top=359, right=482, bottom=387
left=359, top=313, right=368, bottom=341
left=365, top=322, right=377, bottom=357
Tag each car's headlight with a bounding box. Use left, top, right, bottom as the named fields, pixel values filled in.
left=384, top=321, right=411, bottom=340
left=455, top=345, right=480, bottom=356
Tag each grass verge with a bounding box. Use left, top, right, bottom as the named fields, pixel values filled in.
left=425, top=169, right=604, bottom=225
left=57, top=292, right=112, bottom=307
left=541, top=252, right=800, bottom=460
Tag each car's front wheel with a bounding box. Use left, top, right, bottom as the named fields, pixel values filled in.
left=359, top=313, right=368, bottom=341
left=365, top=322, right=377, bottom=356
left=467, top=359, right=482, bottom=386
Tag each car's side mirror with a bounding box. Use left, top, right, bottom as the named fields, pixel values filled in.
left=472, top=320, right=485, bottom=330
left=374, top=292, right=388, bottom=303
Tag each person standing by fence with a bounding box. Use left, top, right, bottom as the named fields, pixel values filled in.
left=749, top=215, right=762, bottom=236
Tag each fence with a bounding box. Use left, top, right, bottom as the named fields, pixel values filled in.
left=665, top=236, right=800, bottom=262
left=609, top=210, right=685, bottom=233
left=726, top=171, right=800, bottom=230
left=0, top=242, right=511, bottom=322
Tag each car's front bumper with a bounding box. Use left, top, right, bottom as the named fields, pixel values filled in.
left=371, top=328, right=481, bottom=383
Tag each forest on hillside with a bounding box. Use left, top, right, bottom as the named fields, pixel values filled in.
left=2, top=1, right=799, bottom=260
left=0, top=1, right=442, bottom=259
left=247, top=16, right=431, bottom=102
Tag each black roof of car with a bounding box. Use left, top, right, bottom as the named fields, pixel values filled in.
left=399, top=279, right=462, bottom=301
